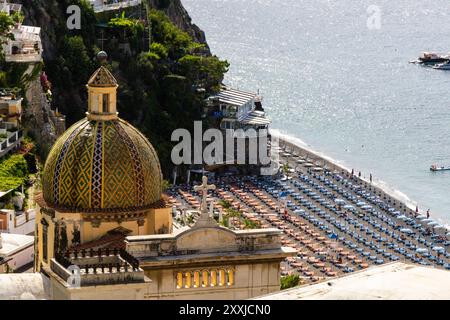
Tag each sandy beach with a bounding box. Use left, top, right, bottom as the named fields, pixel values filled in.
left=272, top=130, right=449, bottom=231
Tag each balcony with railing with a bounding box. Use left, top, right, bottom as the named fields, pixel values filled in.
left=89, top=0, right=142, bottom=13
left=52, top=248, right=144, bottom=287
left=0, top=125, right=23, bottom=158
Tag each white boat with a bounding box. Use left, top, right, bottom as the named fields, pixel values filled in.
left=433, top=61, right=450, bottom=70
left=411, top=52, right=450, bottom=65
left=430, top=164, right=450, bottom=171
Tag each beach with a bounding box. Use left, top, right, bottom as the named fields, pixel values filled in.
left=272, top=130, right=449, bottom=232
left=167, top=148, right=450, bottom=283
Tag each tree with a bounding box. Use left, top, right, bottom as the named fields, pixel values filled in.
left=0, top=12, right=14, bottom=44
left=60, top=36, right=93, bottom=86
left=280, top=274, right=301, bottom=290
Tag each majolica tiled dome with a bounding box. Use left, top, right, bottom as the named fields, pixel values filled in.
left=42, top=118, right=163, bottom=212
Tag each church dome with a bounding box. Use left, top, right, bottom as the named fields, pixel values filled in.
left=42, top=65, right=163, bottom=213
left=42, top=118, right=163, bottom=212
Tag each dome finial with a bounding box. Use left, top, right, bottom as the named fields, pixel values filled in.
left=97, top=51, right=108, bottom=65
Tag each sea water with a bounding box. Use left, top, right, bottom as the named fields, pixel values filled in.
left=182, top=0, right=450, bottom=225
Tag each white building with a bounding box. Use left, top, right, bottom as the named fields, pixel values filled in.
left=206, top=87, right=271, bottom=131
left=0, top=232, right=34, bottom=273
left=0, top=208, right=36, bottom=235
left=1, top=1, right=43, bottom=63
left=255, top=262, right=450, bottom=300
left=88, top=0, right=142, bottom=13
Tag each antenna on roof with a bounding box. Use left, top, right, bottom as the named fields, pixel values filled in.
left=98, top=30, right=107, bottom=51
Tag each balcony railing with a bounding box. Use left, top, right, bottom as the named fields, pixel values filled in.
left=0, top=129, right=23, bottom=158
left=52, top=248, right=144, bottom=287
left=91, top=0, right=142, bottom=13
left=5, top=53, right=42, bottom=63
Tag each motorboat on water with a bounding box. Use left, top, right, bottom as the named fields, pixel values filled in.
left=433, top=61, right=450, bottom=70
left=410, top=52, right=450, bottom=65
left=430, top=164, right=450, bottom=172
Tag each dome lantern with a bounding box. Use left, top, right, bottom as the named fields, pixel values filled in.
left=86, top=65, right=119, bottom=121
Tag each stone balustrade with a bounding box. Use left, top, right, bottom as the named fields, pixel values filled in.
left=52, top=248, right=145, bottom=287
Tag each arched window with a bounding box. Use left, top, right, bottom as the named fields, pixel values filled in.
left=193, top=271, right=200, bottom=288
left=202, top=270, right=209, bottom=287
left=184, top=272, right=192, bottom=288
left=219, top=269, right=226, bottom=286
left=176, top=272, right=183, bottom=289
left=227, top=269, right=235, bottom=286
left=210, top=270, right=218, bottom=287
left=102, top=94, right=110, bottom=113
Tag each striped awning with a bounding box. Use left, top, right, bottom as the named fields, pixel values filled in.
left=239, top=110, right=271, bottom=125
left=211, top=87, right=257, bottom=107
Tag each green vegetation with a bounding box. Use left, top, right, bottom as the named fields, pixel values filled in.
left=219, top=215, right=229, bottom=228
left=218, top=200, right=232, bottom=209
left=221, top=206, right=259, bottom=230
left=11, top=11, right=24, bottom=25
left=243, top=218, right=259, bottom=229
left=162, top=179, right=171, bottom=191
left=282, top=163, right=290, bottom=175
left=0, top=11, right=14, bottom=46
left=280, top=274, right=301, bottom=290
left=0, top=154, right=29, bottom=192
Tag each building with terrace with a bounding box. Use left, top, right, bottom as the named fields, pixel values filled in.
left=206, top=87, right=271, bottom=132
left=89, top=0, right=142, bottom=13
left=1, top=1, right=42, bottom=63
left=0, top=89, right=23, bottom=158
left=0, top=232, right=34, bottom=273
left=204, top=87, right=272, bottom=174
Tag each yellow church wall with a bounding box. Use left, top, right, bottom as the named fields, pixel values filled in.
left=49, top=276, right=151, bottom=300
left=35, top=209, right=57, bottom=272
left=81, top=220, right=138, bottom=243
left=141, top=261, right=281, bottom=300
left=146, top=207, right=172, bottom=234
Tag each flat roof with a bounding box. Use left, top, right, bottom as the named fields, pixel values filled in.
left=255, top=262, right=450, bottom=300
left=0, top=233, right=34, bottom=257
left=0, top=273, right=48, bottom=300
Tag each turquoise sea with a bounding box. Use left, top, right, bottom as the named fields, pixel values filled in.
left=182, top=0, right=450, bottom=225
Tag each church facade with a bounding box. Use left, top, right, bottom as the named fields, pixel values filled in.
left=31, top=62, right=294, bottom=300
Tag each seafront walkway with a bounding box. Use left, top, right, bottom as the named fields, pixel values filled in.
left=167, top=152, right=450, bottom=284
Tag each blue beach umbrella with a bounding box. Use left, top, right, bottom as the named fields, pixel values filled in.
left=432, top=246, right=445, bottom=253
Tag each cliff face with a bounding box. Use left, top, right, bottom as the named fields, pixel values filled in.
left=147, top=0, right=210, bottom=53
